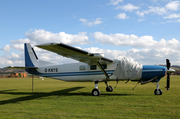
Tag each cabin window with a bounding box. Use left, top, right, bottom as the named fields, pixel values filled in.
left=102, top=65, right=107, bottom=69
left=79, top=65, right=86, bottom=71
left=90, top=65, right=97, bottom=70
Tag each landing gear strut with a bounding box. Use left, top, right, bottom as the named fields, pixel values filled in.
left=94, top=61, right=114, bottom=96
left=154, top=83, right=162, bottom=95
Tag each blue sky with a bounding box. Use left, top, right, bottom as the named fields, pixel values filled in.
left=0, top=0, right=180, bottom=67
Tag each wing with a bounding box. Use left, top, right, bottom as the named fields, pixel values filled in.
left=36, top=43, right=113, bottom=64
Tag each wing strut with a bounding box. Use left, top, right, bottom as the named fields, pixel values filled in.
left=96, top=61, right=110, bottom=87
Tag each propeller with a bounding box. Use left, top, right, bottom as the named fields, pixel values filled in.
left=166, top=59, right=171, bottom=90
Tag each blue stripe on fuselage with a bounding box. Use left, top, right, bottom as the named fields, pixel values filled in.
left=26, top=69, right=114, bottom=78
left=141, top=65, right=166, bottom=81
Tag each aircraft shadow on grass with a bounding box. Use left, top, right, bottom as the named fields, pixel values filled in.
left=0, top=87, right=133, bottom=105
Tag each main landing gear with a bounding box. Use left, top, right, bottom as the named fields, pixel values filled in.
left=92, top=81, right=114, bottom=96
left=92, top=81, right=101, bottom=96
left=106, top=85, right=113, bottom=92
left=154, top=82, right=162, bottom=95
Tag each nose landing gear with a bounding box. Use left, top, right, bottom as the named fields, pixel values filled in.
left=154, top=83, right=162, bottom=95
left=154, top=89, right=162, bottom=95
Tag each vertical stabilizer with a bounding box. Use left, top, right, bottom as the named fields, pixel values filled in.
left=25, top=43, right=38, bottom=67
left=24, top=43, right=54, bottom=67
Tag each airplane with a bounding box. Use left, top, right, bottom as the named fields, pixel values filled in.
left=6, top=43, right=175, bottom=96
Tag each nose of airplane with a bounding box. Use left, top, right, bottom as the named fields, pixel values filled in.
left=167, top=68, right=175, bottom=74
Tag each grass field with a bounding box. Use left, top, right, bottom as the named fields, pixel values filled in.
left=0, top=76, right=180, bottom=119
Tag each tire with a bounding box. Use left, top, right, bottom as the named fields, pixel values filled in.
left=92, top=89, right=101, bottom=96
left=154, top=89, right=163, bottom=95
left=106, top=86, right=113, bottom=92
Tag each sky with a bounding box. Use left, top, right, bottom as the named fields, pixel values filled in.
left=0, top=0, right=180, bottom=68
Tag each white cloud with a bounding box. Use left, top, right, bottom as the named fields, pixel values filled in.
left=11, top=38, right=30, bottom=44
left=0, top=57, right=13, bottom=66
left=93, top=32, right=180, bottom=49
left=3, top=29, right=89, bottom=55
left=107, top=0, right=123, bottom=5
left=138, top=19, right=145, bottom=22
left=84, top=46, right=180, bottom=65
left=0, top=29, right=89, bottom=67
left=12, top=44, right=25, bottom=51
left=12, top=52, right=19, bottom=59
left=164, top=13, right=180, bottom=19
left=136, top=1, right=179, bottom=18
left=147, top=6, right=167, bottom=15
left=136, top=11, right=145, bottom=17
left=135, top=6, right=167, bottom=17
left=115, top=13, right=128, bottom=19
left=160, top=20, right=173, bottom=24
left=1, top=30, right=180, bottom=67
left=115, top=3, right=139, bottom=12
left=175, top=19, right=180, bottom=22
left=92, top=32, right=180, bottom=65
left=25, top=29, right=89, bottom=45
left=3, top=44, right=10, bottom=52
left=165, top=1, right=180, bottom=11
left=161, top=18, right=180, bottom=24
left=79, top=18, right=87, bottom=23
left=0, top=51, right=24, bottom=67
left=85, top=47, right=126, bottom=60
left=79, top=18, right=103, bottom=26
left=93, top=32, right=154, bottom=47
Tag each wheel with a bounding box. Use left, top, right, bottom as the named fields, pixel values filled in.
left=106, top=86, right=113, bottom=92
left=154, top=89, right=162, bottom=95
left=92, top=89, right=101, bottom=96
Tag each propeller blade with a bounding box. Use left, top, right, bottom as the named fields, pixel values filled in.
left=166, top=59, right=170, bottom=70
left=166, top=59, right=171, bottom=90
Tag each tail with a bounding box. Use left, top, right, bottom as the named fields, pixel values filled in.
left=25, top=43, right=54, bottom=67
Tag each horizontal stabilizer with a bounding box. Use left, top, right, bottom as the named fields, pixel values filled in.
left=5, top=66, right=38, bottom=69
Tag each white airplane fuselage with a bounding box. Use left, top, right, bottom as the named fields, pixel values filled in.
left=26, top=61, right=118, bottom=82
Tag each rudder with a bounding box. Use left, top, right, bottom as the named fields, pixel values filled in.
left=24, top=43, right=39, bottom=67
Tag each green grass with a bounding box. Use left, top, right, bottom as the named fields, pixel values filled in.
left=0, top=76, right=180, bottom=119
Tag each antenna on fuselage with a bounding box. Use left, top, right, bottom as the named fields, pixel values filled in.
left=32, top=74, right=34, bottom=93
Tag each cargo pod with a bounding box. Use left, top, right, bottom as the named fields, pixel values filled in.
left=113, top=57, right=143, bottom=80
